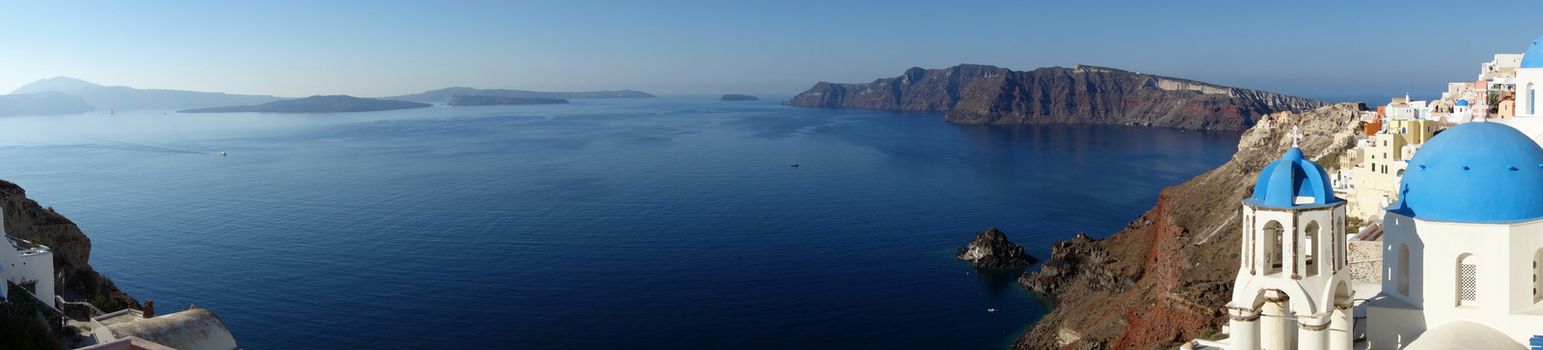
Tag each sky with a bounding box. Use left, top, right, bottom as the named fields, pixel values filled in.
left=2, top=0, right=1541, bottom=100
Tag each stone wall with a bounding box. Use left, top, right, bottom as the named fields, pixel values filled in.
left=1347, top=240, right=1383, bottom=284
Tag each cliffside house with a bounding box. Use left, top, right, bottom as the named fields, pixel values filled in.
left=1348, top=116, right=1437, bottom=221
left=2, top=204, right=56, bottom=309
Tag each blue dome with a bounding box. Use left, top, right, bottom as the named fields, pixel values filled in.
left=1248, top=147, right=1342, bottom=208
left=1390, top=122, right=1543, bottom=223
left=1456, top=99, right=1469, bottom=107
left=1524, top=35, right=1543, bottom=68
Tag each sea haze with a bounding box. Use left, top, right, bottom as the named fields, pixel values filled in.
left=0, top=97, right=1239, bottom=349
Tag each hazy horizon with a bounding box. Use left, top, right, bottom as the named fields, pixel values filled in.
left=4, top=0, right=1542, bottom=100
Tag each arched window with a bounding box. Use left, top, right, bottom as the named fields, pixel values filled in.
left=1242, top=211, right=1252, bottom=272
left=1397, top=244, right=1410, bottom=295
left=1458, top=254, right=1477, bottom=306
left=1264, top=221, right=1284, bottom=275
left=1305, top=221, right=1320, bottom=277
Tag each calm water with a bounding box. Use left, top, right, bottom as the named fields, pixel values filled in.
left=0, top=97, right=1238, bottom=349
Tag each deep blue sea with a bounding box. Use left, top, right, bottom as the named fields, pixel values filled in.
left=0, top=97, right=1239, bottom=349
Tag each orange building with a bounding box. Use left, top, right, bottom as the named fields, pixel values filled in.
left=1363, top=117, right=1383, bottom=136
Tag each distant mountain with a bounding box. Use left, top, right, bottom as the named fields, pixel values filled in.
left=0, top=92, right=94, bottom=117
left=720, top=94, right=758, bottom=101
left=787, top=64, right=1325, bottom=130
left=385, top=87, right=653, bottom=103
left=447, top=95, right=568, bottom=106
left=10, top=77, right=284, bottom=111
left=179, top=95, right=430, bottom=113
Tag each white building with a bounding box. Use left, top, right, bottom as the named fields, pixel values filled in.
left=86, top=308, right=239, bottom=350
left=1, top=205, right=55, bottom=308
left=1450, top=99, right=1472, bottom=123
left=1362, top=121, right=1543, bottom=349
left=1225, top=129, right=1354, bottom=350
left=1507, top=35, right=1543, bottom=145
left=1481, top=54, right=1524, bottom=81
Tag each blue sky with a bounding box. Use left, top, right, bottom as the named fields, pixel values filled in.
left=2, top=0, right=1540, bottom=100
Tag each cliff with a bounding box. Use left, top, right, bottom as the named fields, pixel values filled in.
left=787, top=65, right=1326, bottom=130
left=179, top=95, right=430, bottom=113
left=1014, top=103, right=1362, bottom=349
left=0, top=180, right=139, bottom=312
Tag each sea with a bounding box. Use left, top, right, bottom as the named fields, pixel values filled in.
left=0, top=97, right=1240, bottom=349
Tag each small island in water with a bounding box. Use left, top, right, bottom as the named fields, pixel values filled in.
left=720, top=94, right=758, bottom=101
left=179, top=95, right=430, bottom=113
left=447, top=95, right=569, bottom=106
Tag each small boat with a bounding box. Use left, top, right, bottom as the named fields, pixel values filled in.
left=212, top=152, right=228, bottom=157
left=790, top=162, right=799, bottom=168
left=987, top=308, right=999, bottom=313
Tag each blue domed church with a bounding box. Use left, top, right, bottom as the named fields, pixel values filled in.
left=1361, top=121, right=1543, bottom=350
left=1225, top=128, right=1354, bottom=350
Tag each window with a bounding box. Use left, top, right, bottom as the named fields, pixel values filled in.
left=1242, top=212, right=1252, bottom=272
left=1459, top=254, right=1477, bottom=306
left=1397, top=244, right=1410, bottom=295
left=1534, top=249, right=1543, bottom=303
left=1264, top=221, right=1284, bottom=275
left=1305, top=221, right=1320, bottom=277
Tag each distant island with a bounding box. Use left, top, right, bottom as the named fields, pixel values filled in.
left=0, top=91, right=94, bottom=117
left=178, top=95, right=430, bottom=113
left=448, top=95, right=569, bottom=106
left=787, top=64, right=1325, bottom=130
left=0, top=77, right=653, bottom=117
left=386, top=87, right=654, bottom=103
left=0, top=76, right=285, bottom=116
left=720, top=94, right=758, bottom=101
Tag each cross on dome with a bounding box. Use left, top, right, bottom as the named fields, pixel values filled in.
left=1288, top=125, right=1303, bottom=148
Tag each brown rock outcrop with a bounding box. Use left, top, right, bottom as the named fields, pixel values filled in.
left=787, top=64, right=1326, bottom=131
left=956, top=227, right=1038, bottom=269
left=1013, top=104, right=1363, bottom=349
left=1, top=179, right=139, bottom=311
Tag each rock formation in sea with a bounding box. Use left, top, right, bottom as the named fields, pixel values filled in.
left=720, top=94, right=759, bottom=101
left=1011, top=103, right=1363, bottom=349
left=178, top=95, right=430, bottom=113
left=787, top=64, right=1326, bottom=130
left=0, top=180, right=140, bottom=312
left=956, top=227, right=1038, bottom=269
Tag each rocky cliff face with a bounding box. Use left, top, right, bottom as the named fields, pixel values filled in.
left=1013, top=103, right=1362, bottom=349
left=787, top=65, right=1325, bottom=130
left=1, top=180, right=139, bottom=311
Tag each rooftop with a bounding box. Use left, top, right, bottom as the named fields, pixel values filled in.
left=5, top=234, right=50, bottom=256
